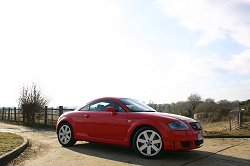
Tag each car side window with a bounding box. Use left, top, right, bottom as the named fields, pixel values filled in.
left=114, top=102, right=125, bottom=112
left=89, top=100, right=113, bottom=112
left=79, top=105, right=89, bottom=111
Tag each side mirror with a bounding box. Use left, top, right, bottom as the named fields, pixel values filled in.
left=106, top=107, right=117, bottom=113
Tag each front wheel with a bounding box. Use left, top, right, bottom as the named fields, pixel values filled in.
left=58, top=123, right=76, bottom=147
left=133, top=127, right=163, bottom=159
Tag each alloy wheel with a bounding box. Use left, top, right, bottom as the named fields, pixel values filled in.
left=135, top=129, right=163, bottom=157
left=59, top=124, right=72, bottom=145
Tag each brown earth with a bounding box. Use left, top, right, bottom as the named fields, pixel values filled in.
left=0, top=122, right=249, bottom=166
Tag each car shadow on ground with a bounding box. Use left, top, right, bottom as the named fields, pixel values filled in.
left=66, top=142, right=250, bottom=166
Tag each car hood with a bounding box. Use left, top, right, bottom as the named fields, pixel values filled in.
left=156, top=112, right=196, bottom=123
left=129, top=112, right=197, bottom=123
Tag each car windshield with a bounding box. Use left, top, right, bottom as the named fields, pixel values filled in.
left=120, top=98, right=156, bottom=112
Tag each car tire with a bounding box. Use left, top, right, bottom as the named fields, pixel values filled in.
left=133, top=127, right=163, bottom=159
left=58, top=122, right=76, bottom=147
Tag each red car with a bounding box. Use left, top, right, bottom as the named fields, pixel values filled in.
left=56, top=97, right=204, bottom=158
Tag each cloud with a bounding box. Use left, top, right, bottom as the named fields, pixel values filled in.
left=149, top=48, right=250, bottom=102
left=0, top=0, right=159, bottom=105
left=217, top=79, right=250, bottom=101
left=222, top=49, right=250, bottom=74
left=154, top=0, right=250, bottom=102
left=156, top=0, right=250, bottom=47
left=1, top=0, right=250, bottom=105
left=144, top=51, right=219, bottom=102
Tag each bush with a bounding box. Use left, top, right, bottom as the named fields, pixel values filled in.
left=18, top=83, right=49, bottom=125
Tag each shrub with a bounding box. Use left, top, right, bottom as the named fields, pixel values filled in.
left=18, top=83, right=49, bottom=125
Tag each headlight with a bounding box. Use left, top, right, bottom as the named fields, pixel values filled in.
left=168, top=120, right=190, bottom=130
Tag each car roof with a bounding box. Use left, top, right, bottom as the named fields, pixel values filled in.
left=86, top=97, right=122, bottom=104
left=87, top=97, right=135, bottom=105
left=96, top=97, right=122, bottom=100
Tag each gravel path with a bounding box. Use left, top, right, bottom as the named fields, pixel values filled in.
left=0, top=122, right=249, bottom=166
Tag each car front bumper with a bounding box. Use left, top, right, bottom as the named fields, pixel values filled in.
left=163, top=130, right=204, bottom=150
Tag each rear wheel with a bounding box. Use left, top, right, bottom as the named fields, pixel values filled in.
left=58, top=123, right=76, bottom=147
left=133, top=127, right=163, bottom=159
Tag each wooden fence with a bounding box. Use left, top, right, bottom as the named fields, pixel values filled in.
left=229, top=109, right=242, bottom=131
left=0, top=106, right=74, bottom=126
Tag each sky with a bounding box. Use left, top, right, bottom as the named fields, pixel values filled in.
left=0, top=0, right=250, bottom=106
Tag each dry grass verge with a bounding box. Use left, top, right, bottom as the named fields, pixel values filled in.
left=0, top=132, right=23, bottom=156
left=201, top=121, right=250, bottom=137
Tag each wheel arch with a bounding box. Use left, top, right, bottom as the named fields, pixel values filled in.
left=129, top=124, right=160, bottom=146
left=56, top=117, right=74, bottom=134
left=57, top=119, right=77, bottom=147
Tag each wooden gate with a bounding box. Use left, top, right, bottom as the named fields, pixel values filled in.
left=228, top=110, right=242, bottom=131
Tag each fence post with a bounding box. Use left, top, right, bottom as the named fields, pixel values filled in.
left=239, top=111, right=242, bottom=127
left=14, top=107, right=17, bottom=122
left=1, top=107, right=4, bottom=120
left=10, top=108, right=12, bottom=121
left=51, top=107, right=53, bottom=126
left=59, top=106, right=63, bottom=116
left=22, top=108, right=25, bottom=124
left=18, top=108, right=21, bottom=123
left=8, top=108, right=10, bottom=121
left=229, top=113, right=232, bottom=131
left=44, top=106, right=48, bottom=126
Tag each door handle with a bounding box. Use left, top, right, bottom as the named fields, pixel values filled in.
left=84, top=114, right=89, bottom=118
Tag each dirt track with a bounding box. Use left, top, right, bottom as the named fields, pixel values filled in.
left=1, top=122, right=250, bottom=166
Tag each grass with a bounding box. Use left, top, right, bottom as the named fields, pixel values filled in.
left=0, top=132, right=23, bottom=156
left=204, top=130, right=250, bottom=136
left=201, top=121, right=250, bottom=137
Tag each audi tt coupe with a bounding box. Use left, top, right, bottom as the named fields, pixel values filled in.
left=56, top=97, right=204, bottom=158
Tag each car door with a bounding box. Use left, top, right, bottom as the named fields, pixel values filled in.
left=83, top=100, right=127, bottom=140
left=69, top=110, right=88, bottom=139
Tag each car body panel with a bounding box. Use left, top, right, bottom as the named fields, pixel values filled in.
left=56, top=97, right=204, bottom=151
left=82, top=111, right=127, bottom=140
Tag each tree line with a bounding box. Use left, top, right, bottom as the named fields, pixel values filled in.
left=17, top=83, right=250, bottom=124
left=148, top=93, right=250, bottom=121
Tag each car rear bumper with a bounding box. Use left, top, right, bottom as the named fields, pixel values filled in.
left=163, top=130, right=204, bottom=150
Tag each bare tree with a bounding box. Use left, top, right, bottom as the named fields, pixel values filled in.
left=18, top=83, right=49, bottom=125
left=187, top=93, right=202, bottom=117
